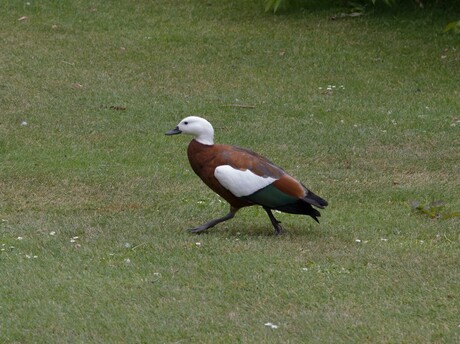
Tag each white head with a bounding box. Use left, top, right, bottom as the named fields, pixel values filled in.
left=165, top=116, right=214, bottom=145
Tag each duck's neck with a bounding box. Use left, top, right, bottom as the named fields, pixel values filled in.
left=193, top=128, right=214, bottom=145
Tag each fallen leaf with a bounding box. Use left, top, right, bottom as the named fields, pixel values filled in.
left=410, top=200, right=459, bottom=220
left=18, top=16, right=28, bottom=21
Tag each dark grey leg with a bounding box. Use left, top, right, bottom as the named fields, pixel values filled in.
left=189, top=207, right=239, bottom=233
left=263, top=207, right=283, bottom=235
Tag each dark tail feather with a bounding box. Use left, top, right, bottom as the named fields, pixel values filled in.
left=271, top=186, right=327, bottom=223
left=302, top=186, right=328, bottom=209
left=274, top=201, right=322, bottom=222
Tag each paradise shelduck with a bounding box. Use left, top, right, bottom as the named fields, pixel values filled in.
left=165, top=116, right=328, bottom=234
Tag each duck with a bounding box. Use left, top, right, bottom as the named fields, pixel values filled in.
left=165, top=116, right=328, bottom=234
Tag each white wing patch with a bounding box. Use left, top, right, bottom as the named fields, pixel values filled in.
left=214, top=165, right=277, bottom=197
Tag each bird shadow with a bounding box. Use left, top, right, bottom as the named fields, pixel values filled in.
left=189, top=222, right=325, bottom=241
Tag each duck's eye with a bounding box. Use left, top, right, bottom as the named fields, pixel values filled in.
left=184, top=121, right=188, bottom=125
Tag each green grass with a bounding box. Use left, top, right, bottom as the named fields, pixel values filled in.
left=1, top=0, right=459, bottom=342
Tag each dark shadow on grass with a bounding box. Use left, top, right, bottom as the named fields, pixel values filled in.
left=193, top=222, right=326, bottom=240
left=269, top=0, right=460, bottom=17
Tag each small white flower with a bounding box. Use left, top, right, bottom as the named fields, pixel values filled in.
left=70, top=239, right=76, bottom=243
left=195, top=242, right=202, bottom=247
left=302, top=267, right=309, bottom=271
left=21, top=121, right=28, bottom=126
left=153, top=272, right=161, bottom=276
left=124, top=258, right=131, bottom=264
left=49, top=231, right=56, bottom=236
left=124, top=242, right=131, bottom=249
left=17, top=236, right=24, bottom=240
left=355, top=239, right=362, bottom=243
left=264, top=322, right=279, bottom=329
left=381, top=238, right=388, bottom=242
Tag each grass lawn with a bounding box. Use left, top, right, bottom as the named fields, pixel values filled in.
left=1, top=0, right=459, bottom=342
